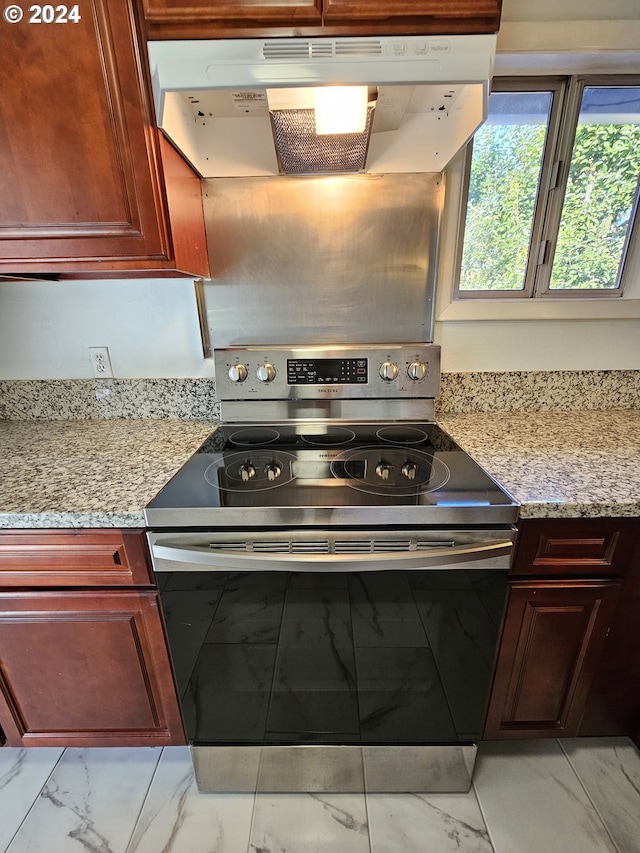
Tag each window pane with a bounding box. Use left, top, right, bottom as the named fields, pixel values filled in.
left=459, top=91, right=552, bottom=292
left=550, top=86, right=640, bottom=290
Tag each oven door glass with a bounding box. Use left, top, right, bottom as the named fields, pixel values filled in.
left=159, top=568, right=507, bottom=747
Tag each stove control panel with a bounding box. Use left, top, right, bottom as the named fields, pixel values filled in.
left=215, top=345, right=440, bottom=402
left=288, top=357, right=367, bottom=385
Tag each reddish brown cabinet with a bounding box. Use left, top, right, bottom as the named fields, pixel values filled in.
left=0, top=0, right=208, bottom=278
left=0, top=530, right=185, bottom=748
left=484, top=518, right=639, bottom=740
left=580, top=524, right=640, bottom=738
left=484, top=581, right=620, bottom=738
left=142, top=0, right=502, bottom=38
left=143, top=0, right=322, bottom=30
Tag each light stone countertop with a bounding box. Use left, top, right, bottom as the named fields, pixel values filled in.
left=438, top=409, right=640, bottom=519
left=0, top=419, right=217, bottom=528
left=1, top=410, right=639, bottom=527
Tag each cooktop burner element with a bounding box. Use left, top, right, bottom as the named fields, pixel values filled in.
left=228, top=427, right=281, bottom=446
left=204, top=450, right=297, bottom=492
left=334, top=445, right=450, bottom=497
left=300, top=427, right=356, bottom=446
left=376, top=426, right=429, bottom=444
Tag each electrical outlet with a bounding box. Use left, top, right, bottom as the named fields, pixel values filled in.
left=88, top=346, right=114, bottom=378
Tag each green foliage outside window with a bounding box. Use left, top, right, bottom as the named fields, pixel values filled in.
left=551, top=123, right=640, bottom=289
left=458, top=84, right=640, bottom=294
left=460, top=122, right=547, bottom=291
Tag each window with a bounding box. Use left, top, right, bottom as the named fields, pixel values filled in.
left=455, top=76, right=640, bottom=299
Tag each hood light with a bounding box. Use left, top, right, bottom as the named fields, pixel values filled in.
left=314, top=86, right=369, bottom=135
left=267, top=86, right=370, bottom=136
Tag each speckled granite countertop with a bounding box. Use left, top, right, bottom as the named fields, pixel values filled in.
left=1, top=411, right=639, bottom=527
left=438, top=409, right=640, bottom=519
left=0, top=419, right=217, bottom=528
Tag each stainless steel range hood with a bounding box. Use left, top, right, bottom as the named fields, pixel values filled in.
left=148, top=35, right=496, bottom=176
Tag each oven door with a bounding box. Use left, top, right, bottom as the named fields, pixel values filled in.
left=149, top=527, right=515, bottom=793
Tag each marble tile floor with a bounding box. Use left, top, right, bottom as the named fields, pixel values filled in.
left=1, top=738, right=639, bottom=853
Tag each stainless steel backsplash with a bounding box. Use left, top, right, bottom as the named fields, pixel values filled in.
left=202, top=173, right=443, bottom=347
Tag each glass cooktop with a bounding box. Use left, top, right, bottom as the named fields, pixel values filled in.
left=145, top=422, right=519, bottom=527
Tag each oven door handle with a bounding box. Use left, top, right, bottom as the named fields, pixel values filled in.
left=151, top=540, right=513, bottom=573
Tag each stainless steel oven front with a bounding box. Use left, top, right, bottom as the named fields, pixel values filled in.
left=148, top=526, right=515, bottom=794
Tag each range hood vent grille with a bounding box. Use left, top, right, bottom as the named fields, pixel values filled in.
left=271, top=108, right=373, bottom=174
left=262, top=39, right=382, bottom=61
left=263, top=41, right=315, bottom=60
left=335, top=40, right=383, bottom=57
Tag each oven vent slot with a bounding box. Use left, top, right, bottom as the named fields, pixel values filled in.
left=210, top=541, right=249, bottom=551
left=250, top=539, right=330, bottom=554
left=335, top=540, right=371, bottom=553
left=372, top=539, right=412, bottom=552
left=291, top=540, right=331, bottom=554
left=334, top=539, right=413, bottom=553
left=416, top=540, right=456, bottom=549
left=252, top=541, right=291, bottom=553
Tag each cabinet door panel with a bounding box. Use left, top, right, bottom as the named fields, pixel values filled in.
left=484, top=582, right=620, bottom=739
left=323, top=0, right=501, bottom=29
left=0, top=591, right=184, bottom=747
left=0, top=0, right=211, bottom=276
left=143, top=0, right=322, bottom=24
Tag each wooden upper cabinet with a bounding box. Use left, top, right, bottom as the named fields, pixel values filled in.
left=0, top=0, right=209, bottom=278
left=322, top=0, right=501, bottom=31
left=143, top=0, right=323, bottom=27
left=142, top=0, right=501, bottom=38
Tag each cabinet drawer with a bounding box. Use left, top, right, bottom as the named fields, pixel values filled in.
left=0, top=531, right=152, bottom=587
left=512, top=519, right=639, bottom=578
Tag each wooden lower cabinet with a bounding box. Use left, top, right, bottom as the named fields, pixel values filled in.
left=484, top=581, right=621, bottom=739
left=0, top=589, right=185, bottom=748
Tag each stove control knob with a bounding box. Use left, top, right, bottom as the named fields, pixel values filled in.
left=239, top=463, right=256, bottom=482
left=265, top=462, right=282, bottom=482
left=402, top=461, right=418, bottom=480
left=407, top=361, right=428, bottom=381
left=228, top=364, right=248, bottom=383
left=375, top=462, right=393, bottom=481
left=256, top=363, right=276, bottom=383
left=379, top=361, right=399, bottom=382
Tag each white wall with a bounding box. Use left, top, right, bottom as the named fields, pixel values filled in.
left=0, top=279, right=214, bottom=379
left=1, top=278, right=639, bottom=379
left=435, top=319, right=640, bottom=372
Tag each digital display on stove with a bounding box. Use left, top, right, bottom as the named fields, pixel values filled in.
left=287, top=358, right=367, bottom=385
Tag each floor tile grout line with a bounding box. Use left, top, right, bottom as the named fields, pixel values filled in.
left=3, top=747, right=66, bottom=853
left=244, top=778, right=259, bottom=853
left=557, top=739, right=624, bottom=853
left=123, top=746, right=166, bottom=853
left=362, top=790, right=374, bottom=853
left=469, top=778, right=498, bottom=853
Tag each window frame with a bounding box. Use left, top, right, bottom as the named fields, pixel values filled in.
left=453, top=74, right=640, bottom=301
